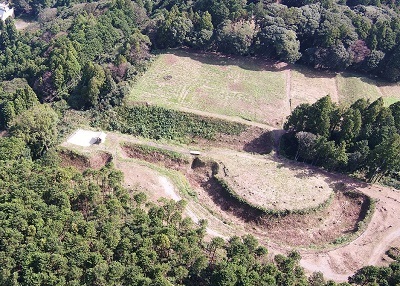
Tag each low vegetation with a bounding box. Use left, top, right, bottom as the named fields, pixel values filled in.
left=209, top=150, right=333, bottom=211
left=121, top=142, right=190, bottom=165
left=1, top=0, right=400, bottom=282
left=97, top=105, right=246, bottom=142
left=336, top=74, right=382, bottom=106
left=129, top=50, right=286, bottom=125
left=214, top=176, right=334, bottom=217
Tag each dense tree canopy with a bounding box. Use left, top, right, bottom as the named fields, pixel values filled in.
left=0, top=0, right=400, bottom=284
left=0, top=132, right=352, bottom=285
left=283, top=96, right=400, bottom=183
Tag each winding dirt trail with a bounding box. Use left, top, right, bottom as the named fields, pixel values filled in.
left=298, top=180, right=400, bottom=281
left=63, top=129, right=400, bottom=282
left=158, top=176, right=230, bottom=239
left=285, top=69, right=292, bottom=114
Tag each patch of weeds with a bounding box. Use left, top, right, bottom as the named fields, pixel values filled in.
left=97, top=105, right=247, bottom=142
left=386, top=247, right=400, bottom=261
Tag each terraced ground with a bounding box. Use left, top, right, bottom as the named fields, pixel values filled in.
left=207, top=149, right=333, bottom=211
left=62, top=49, right=400, bottom=282
left=129, top=49, right=400, bottom=126
left=60, top=126, right=395, bottom=282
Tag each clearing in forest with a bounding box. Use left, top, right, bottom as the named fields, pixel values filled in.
left=289, top=66, right=338, bottom=108
left=60, top=128, right=400, bottom=282
left=336, top=74, right=383, bottom=105
left=129, top=49, right=286, bottom=126
left=130, top=50, right=400, bottom=128
left=208, top=149, right=333, bottom=211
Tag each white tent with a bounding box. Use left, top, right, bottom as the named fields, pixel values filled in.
left=0, top=3, right=14, bottom=21
left=67, top=129, right=107, bottom=147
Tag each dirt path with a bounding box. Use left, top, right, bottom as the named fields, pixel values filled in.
left=62, top=130, right=400, bottom=282
left=332, top=76, right=340, bottom=103
left=285, top=69, right=292, bottom=113
left=298, top=181, right=400, bottom=281
left=158, top=171, right=230, bottom=239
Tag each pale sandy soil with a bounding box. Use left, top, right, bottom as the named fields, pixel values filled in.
left=62, top=130, right=400, bottom=282
left=298, top=180, right=400, bottom=281
left=67, top=129, right=106, bottom=147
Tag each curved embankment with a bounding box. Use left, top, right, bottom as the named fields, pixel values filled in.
left=120, top=142, right=373, bottom=248
left=58, top=148, right=113, bottom=171
left=298, top=181, right=400, bottom=281
left=61, top=135, right=389, bottom=281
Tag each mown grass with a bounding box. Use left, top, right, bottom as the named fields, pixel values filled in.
left=290, top=66, right=338, bottom=107
left=209, top=150, right=333, bottom=211
left=129, top=50, right=286, bottom=124
left=121, top=142, right=190, bottom=164
left=337, top=74, right=382, bottom=106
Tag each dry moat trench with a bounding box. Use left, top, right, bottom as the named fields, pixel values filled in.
left=121, top=143, right=372, bottom=248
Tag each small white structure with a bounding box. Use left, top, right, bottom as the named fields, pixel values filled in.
left=67, top=129, right=107, bottom=147
left=0, top=3, right=13, bottom=22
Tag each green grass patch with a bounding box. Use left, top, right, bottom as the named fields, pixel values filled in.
left=383, top=97, right=400, bottom=106
left=101, top=105, right=246, bottom=142
left=337, top=74, right=382, bottom=106
left=128, top=50, right=286, bottom=124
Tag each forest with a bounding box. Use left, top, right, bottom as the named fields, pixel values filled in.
left=1, top=109, right=399, bottom=285
left=0, top=0, right=400, bottom=284
left=282, top=96, right=400, bottom=186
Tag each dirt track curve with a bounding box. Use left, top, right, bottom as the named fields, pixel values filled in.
left=294, top=177, right=400, bottom=281
left=63, top=127, right=400, bottom=282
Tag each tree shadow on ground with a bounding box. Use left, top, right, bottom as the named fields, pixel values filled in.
left=243, top=131, right=274, bottom=154
left=163, top=48, right=344, bottom=80
left=272, top=153, right=369, bottom=192
left=164, top=48, right=290, bottom=72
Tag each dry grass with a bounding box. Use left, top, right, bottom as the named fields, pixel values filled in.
left=208, top=149, right=333, bottom=211
left=290, top=66, right=338, bottom=108
left=129, top=50, right=286, bottom=126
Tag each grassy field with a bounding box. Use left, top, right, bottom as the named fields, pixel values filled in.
left=290, top=66, right=338, bottom=108
left=336, top=74, right=383, bottom=106
left=129, top=50, right=286, bottom=126
left=378, top=82, right=400, bottom=106
left=130, top=50, right=400, bottom=125
left=208, top=149, right=333, bottom=211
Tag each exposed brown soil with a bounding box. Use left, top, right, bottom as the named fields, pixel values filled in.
left=121, top=144, right=188, bottom=170
left=59, top=149, right=112, bottom=171
left=261, top=191, right=367, bottom=246
left=122, top=148, right=368, bottom=247
left=195, top=125, right=274, bottom=154
left=89, top=151, right=113, bottom=169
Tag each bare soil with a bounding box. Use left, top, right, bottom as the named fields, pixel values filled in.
left=121, top=146, right=366, bottom=248
left=299, top=181, right=400, bottom=281
left=61, top=129, right=400, bottom=282
left=195, top=125, right=274, bottom=154
left=58, top=149, right=112, bottom=171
